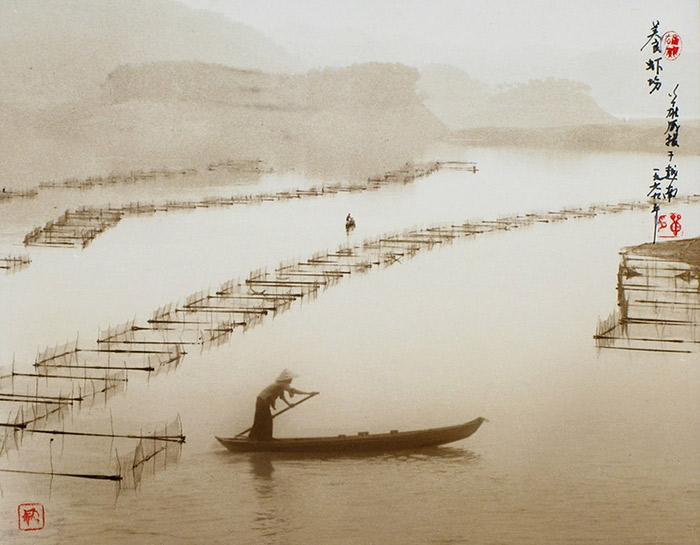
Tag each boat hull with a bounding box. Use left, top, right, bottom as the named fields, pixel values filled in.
left=215, top=417, right=485, bottom=454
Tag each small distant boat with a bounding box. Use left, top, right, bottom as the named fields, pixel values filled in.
left=215, top=417, right=485, bottom=454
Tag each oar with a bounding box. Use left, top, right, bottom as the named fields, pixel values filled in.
left=235, top=392, right=319, bottom=437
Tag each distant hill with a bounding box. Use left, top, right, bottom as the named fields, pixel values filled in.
left=1, top=62, right=446, bottom=187
left=418, top=65, right=490, bottom=130
left=419, top=64, right=700, bottom=154
left=4, top=3, right=689, bottom=191
left=102, top=63, right=288, bottom=106
left=419, top=64, right=614, bottom=129
left=449, top=119, right=700, bottom=154
left=0, top=1, right=447, bottom=186
left=0, top=0, right=298, bottom=105
left=486, top=79, right=614, bottom=127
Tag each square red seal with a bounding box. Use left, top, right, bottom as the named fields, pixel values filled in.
left=18, top=503, right=45, bottom=531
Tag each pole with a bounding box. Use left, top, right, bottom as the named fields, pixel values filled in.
left=235, top=392, right=319, bottom=437
left=0, top=468, right=122, bottom=481
left=21, top=428, right=185, bottom=443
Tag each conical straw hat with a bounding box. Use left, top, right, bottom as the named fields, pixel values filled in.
left=276, top=369, right=299, bottom=382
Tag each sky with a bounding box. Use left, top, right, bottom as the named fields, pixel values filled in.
left=177, top=0, right=700, bottom=119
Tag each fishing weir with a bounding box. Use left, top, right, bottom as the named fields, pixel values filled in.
left=87, top=202, right=633, bottom=366
left=8, top=199, right=639, bottom=464
left=22, top=196, right=700, bottom=386
left=38, top=158, right=268, bottom=190
left=1, top=254, right=31, bottom=274
left=6, top=194, right=700, bottom=494
left=24, top=208, right=124, bottom=248
left=0, top=408, right=184, bottom=493
left=19, top=196, right=700, bottom=384
left=0, top=337, right=186, bottom=493
left=595, top=237, right=700, bottom=355
left=0, top=187, right=38, bottom=203
left=23, top=161, right=465, bottom=248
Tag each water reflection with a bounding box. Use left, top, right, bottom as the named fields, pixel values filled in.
left=250, top=454, right=275, bottom=480
left=247, top=455, right=289, bottom=540
left=379, top=446, right=481, bottom=463
left=236, top=445, right=480, bottom=470
left=239, top=444, right=481, bottom=539
left=269, top=124, right=438, bottom=183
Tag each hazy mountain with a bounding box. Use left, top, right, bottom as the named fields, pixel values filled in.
left=419, top=64, right=614, bottom=129
left=101, top=63, right=288, bottom=106
left=418, top=65, right=490, bottom=130
left=420, top=64, right=700, bottom=153
left=3, top=2, right=686, bottom=190
left=487, top=78, right=614, bottom=127
left=0, top=0, right=298, bottom=105
left=1, top=61, right=446, bottom=186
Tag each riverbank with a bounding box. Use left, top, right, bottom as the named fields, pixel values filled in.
left=449, top=119, right=700, bottom=154
left=624, top=235, right=700, bottom=266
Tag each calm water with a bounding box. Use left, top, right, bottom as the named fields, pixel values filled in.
left=0, top=147, right=699, bottom=544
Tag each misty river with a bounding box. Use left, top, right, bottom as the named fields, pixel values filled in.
left=0, top=146, right=699, bottom=544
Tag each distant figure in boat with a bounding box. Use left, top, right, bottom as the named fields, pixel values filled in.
left=249, top=369, right=317, bottom=441
left=345, top=213, right=356, bottom=232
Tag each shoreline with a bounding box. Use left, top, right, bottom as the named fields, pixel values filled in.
left=624, top=236, right=700, bottom=267
left=449, top=120, right=700, bottom=154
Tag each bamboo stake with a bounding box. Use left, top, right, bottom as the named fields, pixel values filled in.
left=597, top=345, right=691, bottom=353
left=0, top=392, right=82, bottom=402
left=246, top=279, right=325, bottom=286
left=34, top=363, right=155, bottom=372
left=147, top=318, right=246, bottom=326
left=178, top=307, right=269, bottom=314
left=0, top=397, right=74, bottom=405
left=0, top=468, right=121, bottom=481
left=23, top=428, right=185, bottom=443
left=12, top=373, right=128, bottom=382
left=208, top=294, right=299, bottom=300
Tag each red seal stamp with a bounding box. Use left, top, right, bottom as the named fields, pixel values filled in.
left=17, top=503, right=45, bottom=531
left=657, top=213, right=683, bottom=238
left=662, top=31, right=682, bottom=60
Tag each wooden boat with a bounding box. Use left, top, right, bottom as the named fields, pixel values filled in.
left=215, top=417, right=485, bottom=454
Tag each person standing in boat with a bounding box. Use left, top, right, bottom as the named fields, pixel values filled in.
left=345, top=213, right=355, bottom=231
left=249, top=369, right=316, bottom=441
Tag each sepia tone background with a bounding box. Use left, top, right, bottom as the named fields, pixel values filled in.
left=0, top=1, right=698, bottom=543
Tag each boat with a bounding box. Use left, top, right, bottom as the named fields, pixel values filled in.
left=215, top=417, right=485, bottom=454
